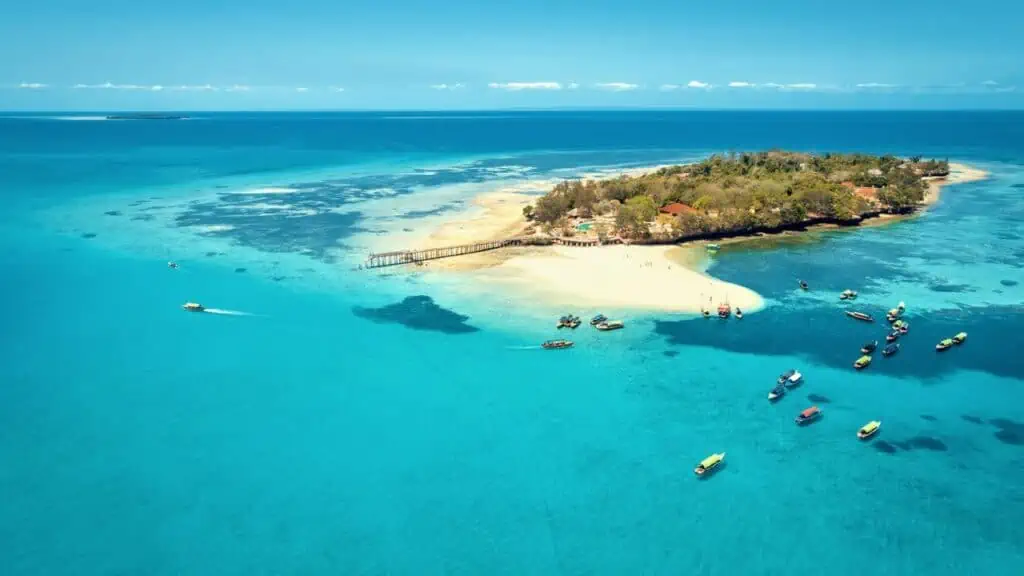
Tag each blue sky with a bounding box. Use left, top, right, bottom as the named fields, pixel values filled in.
left=1, top=0, right=1020, bottom=110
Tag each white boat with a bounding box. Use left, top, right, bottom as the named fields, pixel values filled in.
left=182, top=302, right=204, bottom=312
left=785, top=370, right=804, bottom=387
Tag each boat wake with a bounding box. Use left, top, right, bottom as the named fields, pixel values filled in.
left=202, top=308, right=254, bottom=317
left=506, top=345, right=543, bottom=350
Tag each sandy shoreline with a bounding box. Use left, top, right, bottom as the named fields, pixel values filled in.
left=398, top=160, right=987, bottom=315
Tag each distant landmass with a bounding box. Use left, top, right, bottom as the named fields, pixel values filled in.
left=105, top=114, right=188, bottom=120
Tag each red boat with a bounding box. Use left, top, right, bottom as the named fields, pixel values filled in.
left=717, top=303, right=731, bottom=318
left=795, top=406, right=822, bottom=425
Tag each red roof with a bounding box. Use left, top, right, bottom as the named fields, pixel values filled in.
left=660, top=202, right=697, bottom=215
left=854, top=187, right=878, bottom=200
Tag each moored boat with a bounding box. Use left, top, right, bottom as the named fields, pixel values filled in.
left=795, top=406, right=822, bottom=425
left=840, top=289, right=858, bottom=300
left=557, top=315, right=581, bottom=329
left=799, top=280, right=809, bottom=291
left=702, top=309, right=711, bottom=318
left=882, top=343, right=900, bottom=357
left=857, top=420, right=881, bottom=440
left=777, top=369, right=797, bottom=385
left=846, top=311, right=874, bottom=322
left=898, top=322, right=909, bottom=334
left=861, top=340, right=879, bottom=354
left=768, top=383, right=787, bottom=402
left=182, top=302, right=204, bottom=312
left=717, top=303, right=731, bottom=318
left=886, top=330, right=901, bottom=343
left=595, top=320, right=624, bottom=331
left=542, top=339, right=574, bottom=350
left=936, top=338, right=954, bottom=351
left=952, top=332, right=967, bottom=345
left=735, top=308, right=743, bottom=319
left=854, top=355, right=872, bottom=369
left=168, top=261, right=179, bottom=269
left=694, top=452, right=725, bottom=477
left=706, top=243, right=721, bottom=252
left=590, top=314, right=608, bottom=326
left=784, top=370, right=804, bottom=388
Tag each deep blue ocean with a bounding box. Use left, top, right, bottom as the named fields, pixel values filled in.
left=1, top=111, right=1023, bottom=575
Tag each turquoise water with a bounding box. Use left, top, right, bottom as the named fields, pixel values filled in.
left=1, top=111, right=1023, bottom=575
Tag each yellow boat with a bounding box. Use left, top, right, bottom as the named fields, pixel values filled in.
left=952, top=332, right=967, bottom=344
left=854, top=355, right=872, bottom=370
left=857, top=420, right=881, bottom=440
left=694, top=452, right=725, bottom=477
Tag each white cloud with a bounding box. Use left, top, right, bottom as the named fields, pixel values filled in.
left=488, top=82, right=562, bottom=91
left=687, top=80, right=711, bottom=89
left=18, top=82, right=48, bottom=89
left=330, top=86, right=346, bottom=93
left=74, top=82, right=166, bottom=91
left=784, top=83, right=817, bottom=90
left=856, top=82, right=897, bottom=88
left=295, top=87, right=309, bottom=93
left=659, top=84, right=681, bottom=91
left=170, top=84, right=219, bottom=92
left=982, top=80, right=999, bottom=86
left=728, top=81, right=755, bottom=88
left=762, top=82, right=783, bottom=88
left=226, top=85, right=251, bottom=92
left=430, top=83, right=464, bottom=90
left=567, top=82, right=579, bottom=90
left=595, top=82, right=639, bottom=91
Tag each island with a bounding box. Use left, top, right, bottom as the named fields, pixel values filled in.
left=521, top=151, right=967, bottom=245
left=383, top=151, right=987, bottom=316
left=105, top=114, right=189, bottom=120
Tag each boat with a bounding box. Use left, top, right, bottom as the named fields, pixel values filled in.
left=542, top=339, right=574, bottom=350
left=717, top=303, right=731, bottom=318
left=795, top=406, right=822, bottom=425
left=854, top=355, right=872, bottom=370
left=590, top=314, right=608, bottom=326
left=557, top=315, right=581, bottom=329
left=595, top=320, right=624, bottom=331
left=182, top=302, right=204, bottom=312
left=882, top=343, right=900, bottom=357
left=784, top=370, right=804, bottom=388
left=861, top=340, right=879, bottom=354
left=953, top=332, right=967, bottom=345
left=799, top=280, right=809, bottom=291
left=898, top=322, right=909, bottom=334
left=886, top=308, right=902, bottom=322
left=857, top=420, right=882, bottom=440
left=936, top=338, right=954, bottom=351
left=702, top=309, right=711, bottom=318
left=845, top=311, right=874, bottom=322
left=735, top=308, right=743, bottom=319
left=840, top=289, right=858, bottom=300
left=167, top=261, right=179, bottom=269
left=777, top=369, right=798, bottom=385
left=706, top=243, right=721, bottom=252
left=768, top=383, right=787, bottom=402
left=694, top=453, right=725, bottom=477
left=886, top=330, right=901, bottom=343
left=897, top=301, right=906, bottom=312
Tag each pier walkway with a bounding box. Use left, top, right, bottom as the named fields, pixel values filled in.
left=363, top=238, right=523, bottom=269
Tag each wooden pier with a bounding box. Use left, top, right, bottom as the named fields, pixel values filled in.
left=363, top=238, right=522, bottom=269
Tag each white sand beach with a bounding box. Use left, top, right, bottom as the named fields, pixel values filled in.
left=924, top=162, right=989, bottom=204
left=475, top=244, right=763, bottom=314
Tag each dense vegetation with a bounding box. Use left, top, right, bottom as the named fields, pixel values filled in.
left=524, top=151, right=949, bottom=240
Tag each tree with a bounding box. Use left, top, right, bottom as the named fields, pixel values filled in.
left=522, top=205, right=534, bottom=220
left=616, top=195, right=658, bottom=237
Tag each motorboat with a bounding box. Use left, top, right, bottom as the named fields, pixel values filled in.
left=595, top=320, right=624, bottom=331
left=886, top=308, right=902, bottom=323
left=167, top=261, right=179, bottom=269
left=845, top=311, right=874, bottom=322
left=694, top=453, right=725, bottom=477
left=898, top=322, right=909, bottom=335
left=542, top=339, right=574, bottom=350
left=936, top=338, right=954, bottom=351
left=799, top=280, right=809, bottom=291
left=795, top=406, right=822, bottom=425
left=557, top=315, right=581, bottom=329
left=854, top=355, right=872, bottom=370
left=182, top=302, right=204, bottom=312
left=702, top=309, right=711, bottom=318
left=882, top=343, right=900, bottom=357
left=777, top=369, right=798, bottom=385
left=897, top=301, right=906, bottom=312
left=861, top=340, right=879, bottom=354
left=952, top=332, right=967, bottom=345
left=735, top=308, right=743, bottom=319
left=784, top=370, right=804, bottom=388
left=768, top=383, right=787, bottom=402
left=886, top=331, right=901, bottom=343
left=590, top=314, right=608, bottom=326
left=858, top=421, right=881, bottom=440
left=839, top=289, right=858, bottom=300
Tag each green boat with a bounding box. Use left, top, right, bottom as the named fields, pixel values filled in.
left=936, top=338, right=954, bottom=351
left=854, top=355, right=872, bottom=369
left=952, top=332, right=967, bottom=344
